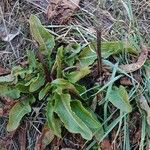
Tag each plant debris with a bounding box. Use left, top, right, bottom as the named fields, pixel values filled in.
left=35, top=127, right=54, bottom=150
left=100, top=139, right=113, bottom=150
left=47, top=0, right=80, bottom=24
left=119, top=44, right=148, bottom=73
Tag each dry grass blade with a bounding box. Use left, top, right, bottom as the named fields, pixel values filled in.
left=119, top=44, right=148, bottom=73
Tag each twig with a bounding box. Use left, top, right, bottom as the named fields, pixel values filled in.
left=96, top=28, right=102, bottom=77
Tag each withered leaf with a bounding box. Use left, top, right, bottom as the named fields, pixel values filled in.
left=139, top=94, right=150, bottom=126
left=47, top=0, right=80, bottom=24
left=100, top=139, right=113, bottom=150
left=119, top=44, right=148, bottom=73
left=0, top=66, right=10, bottom=76
left=35, top=127, right=54, bottom=150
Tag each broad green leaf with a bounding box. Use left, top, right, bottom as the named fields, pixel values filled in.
left=28, top=95, right=36, bottom=104
left=78, top=41, right=137, bottom=66
left=29, top=73, right=45, bottom=92
left=65, top=67, right=91, bottom=83
left=11, top=66, right=32, bottom=83
left=39, top=83, right=51, bottom=100
left=46, top=98, right=61, bottom=137
left=64, top=43, right=82, bottom=66
left=51, top=79, right=78, bottom=94
left=101, top=41, right=136, bottom=58
left=56, top=46, right=63, bottom=78
left=29, top=15, right=55, bottom=55
left=78, top=46, right=97, bottom=66
left=0, top=85, right=20, bottom=99
left=0, top=74, right=14, bottom=83
left=54, top=93, right=93, bottom=140
left=74, top=84, right=87, bottom=99
left=16, top=82, right=29, bottom=93
left=7, top=100, right=31, bottom=131
left=12, top=66, right=27, bottom=79
left=70, top=100, right=103, bottom=139
left=27, top=50, right=37, bottom=69
left=108, top=86, right=132, bottom=113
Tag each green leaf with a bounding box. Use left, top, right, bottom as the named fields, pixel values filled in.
left=46, top=97, right=61, bottom=137
left=28, top=95, right=36, bottom=104
left=74, top=84, right=87, bottom=99
left=64, top=43, right=82, bottom=66
left=29, top=73, right=45, bottom=92
left=7, top=100, right=31, bottom=131
left=27, top=50, right=37, bottom=69
left=29, top=15, right=55, bottom=55
left=39, top=83, right=51, bottom=100
left=52, top=79, right=78, bottom=94
left=78, top=46, right=97, bottom=66
left=65, top=67, right=91, bottom=83
left=0, top=74, right=14, bottom=83
left=12, top=66, right=27, bottom=79
left=78, top=41, right=137, bottom=66
left=0, top=85, right=20, bottom=99
left=71, top=100, right=104, bottom=140
left=108, top=86, right=132, bottom=113
left=11, top=66, right=32, bottom=83
left=16, top=82, right=29, bottom=93
left=54, top=93, right=93, bottom=140
left=56, top=46, right=63, bottom=78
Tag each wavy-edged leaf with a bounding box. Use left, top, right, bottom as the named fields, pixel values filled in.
left=64, top=43, right=82, bottom=66
left=70, top=100, right=103, bottom=140
left=0, top=74, right=14, bottom=83
left=27, top=50, right=37, bottom=69
left=78, top=46, right=97, bottom=66
left=108, top=86, right=132, bottom=113
left=29, top=15, right=55, bottom=55
left=56, top=46, right=63, bottom=78
left=7, top=100, right=31, bottom=131
left=39, top=83, right=51, bottom=100
left=65, top=67, right=91, bottom=83
left=78, top=41, right=137, bottom=66
left=52, top=78, right=78, bottom=93
left=54, top=93, right=93, bottom=140
left=46, top=97, right=61, bottom=137
left=28, top=95, right=36, bottom=104
left=0, top=85, right=20, bottom=99
left=29, top=73, right=45, bottom=92
left=16, top=82, right=29, bottom=93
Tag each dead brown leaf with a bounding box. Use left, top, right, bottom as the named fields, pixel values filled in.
left=35, top=127, right=54, bottom=150
left=18, top=124, right=27, bottom=150
left=100, top=139, right=113, bottom=150
left=119, top=44, right=148, bottom=73
left=0, top=66, right=10, bottom=75
left=139, top=94, right=150, bottom=125
left=47, top=0, right=80, bottom=24
left=50, top=137, right=61, bottom=150
left=120, top=73, right=142, bottom=86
